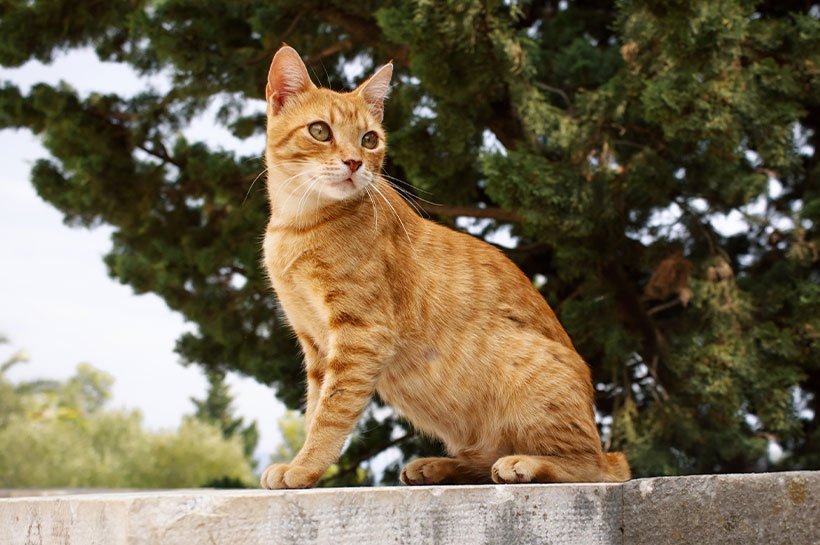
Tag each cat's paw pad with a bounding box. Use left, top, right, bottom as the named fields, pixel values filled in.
left=260, top=463, right=322, bottom=489
left=400, top=458, right=454, bottom=485
left=491, top=456, right=536, bottom=484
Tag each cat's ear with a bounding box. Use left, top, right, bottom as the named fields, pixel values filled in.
left=356, top=62, right=393, bottom=122
left=266, top=46, right=315, bottom=114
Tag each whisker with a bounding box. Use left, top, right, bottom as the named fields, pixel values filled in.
left=295, top=175, right=324, bottom=223
left=289, top=174, right=320, bottom=210
left=250, top=159, right=314, bottom=205
left=313, top=171, right=327, bottom=214
left=268, top=171, right=316, bottom=215
left=271, top=171, right=311, bottom=204
left=379, top=171, right=436, bottom=195
left=265, top=160, right=312, bottom=169
left=243, top=167, right=268, bottom=206
left=371, top=182, right=414, bottom=252
left=241, top=155, right=265, bottom=164
left=364, top=185, right=379, bottom=232
left=383, top=180, right=428, bottom=219
left=379, top=176, right=443, bottom=207
left=305, top=176, right=327, bottom=221
left=376, top=178, right=434, bottom=220
left=319, top=60, right=333, bottom=90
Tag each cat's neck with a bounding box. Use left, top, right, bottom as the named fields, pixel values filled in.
left=265, top=168, right=342, bottom=227
left=266, top=176, right=420, bottom=240
left=267, top=193, right=359, bottom=231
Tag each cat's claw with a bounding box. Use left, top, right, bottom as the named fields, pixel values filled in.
left=260, top=463, right=322, bottom=489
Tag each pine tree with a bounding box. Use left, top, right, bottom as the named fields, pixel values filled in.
left=190, top=371, right=259, bottom=463
left=1, top=0, right=817, bottom=480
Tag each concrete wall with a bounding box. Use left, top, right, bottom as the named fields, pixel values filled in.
left=0, top=472, right=816, bottom=545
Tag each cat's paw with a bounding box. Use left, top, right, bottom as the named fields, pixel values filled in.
left=260, top=463, right=322, bottom=489
left=491, top=456, right=536, bottom=484
left=400, top=457, right=456, bottom=485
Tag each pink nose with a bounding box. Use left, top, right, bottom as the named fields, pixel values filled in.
left=343, top=159, right=362, bottom=173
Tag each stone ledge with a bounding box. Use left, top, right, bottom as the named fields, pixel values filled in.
left=623, top=471, right=818, bottom=545
left=0, top=472, right=816, bottom=545
left=0, top=489, right=140, bottom=499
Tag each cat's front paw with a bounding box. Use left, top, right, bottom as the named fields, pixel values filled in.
left=260, top=463, right=322, bottom=489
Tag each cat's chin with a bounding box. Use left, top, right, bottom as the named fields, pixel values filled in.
left=321, top=178, right=365, bottom=201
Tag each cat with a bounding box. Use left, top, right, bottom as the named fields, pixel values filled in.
left=259, top=45, right=630, bottom=489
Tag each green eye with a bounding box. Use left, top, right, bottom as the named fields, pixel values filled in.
left=361, top=131, right=379, bottom=149
left=308, top=121, right=331, bottom=142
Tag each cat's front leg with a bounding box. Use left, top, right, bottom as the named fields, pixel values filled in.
left=260, top=325, right=395, bottom=489
left=295, top=332, right=324, bottom=430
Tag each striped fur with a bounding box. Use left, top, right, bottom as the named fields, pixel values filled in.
left=259, top=47, right=630, bottom=489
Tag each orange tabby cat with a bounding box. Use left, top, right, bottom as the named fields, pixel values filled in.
left=259, top=46, right=630, bottom=489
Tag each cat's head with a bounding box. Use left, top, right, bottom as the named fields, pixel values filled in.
left=264, top=46, right=392, bottom=217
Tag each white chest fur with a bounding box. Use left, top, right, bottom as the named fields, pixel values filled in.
left=262, top=229, right=331, bottom=353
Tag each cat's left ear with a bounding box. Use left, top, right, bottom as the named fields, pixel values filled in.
left=356, top=62, right=393, bottom=122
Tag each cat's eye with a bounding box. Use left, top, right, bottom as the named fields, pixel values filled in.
left=361, top=131, right=379, bottom=149
left=308, top=121, right=331, bottom=142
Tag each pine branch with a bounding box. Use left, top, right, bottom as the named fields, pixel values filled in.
left=608, top=262, right=669, bottom=402
left=136, top=142, right=181, bottom=168
left=647, top=298, right=682, bottom=316
left=513, top=0, right=550, bottom=29
left=316, top=7, right=409, bottom=64
left=278, top=11, right=304, bottom=46
left=534, top=81, right=574, bottom=115
left=419, top=203, right=522, bottom=223
left=305, top=40, right=354, bottom=66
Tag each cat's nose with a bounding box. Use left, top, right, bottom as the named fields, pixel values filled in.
left=343, top=159, right=362, bottom=173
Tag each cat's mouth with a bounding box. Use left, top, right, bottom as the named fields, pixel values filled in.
left=332, top=177, right=356, bottom=188
left=323, top=175, right=361, bottom=200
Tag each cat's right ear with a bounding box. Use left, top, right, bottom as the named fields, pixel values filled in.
left=266, top=46, right=315, bottom=114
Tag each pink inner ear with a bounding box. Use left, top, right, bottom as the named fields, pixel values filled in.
left=265, top=82, right=275, bottom=105
left=267, top=47, right=314, bottom=113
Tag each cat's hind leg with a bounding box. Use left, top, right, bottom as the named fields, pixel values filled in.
left=400, top=457, right=457, bottom=485
left=400, top=457, right=492, bottom=485
left=491, top=454, right=610, bottom=484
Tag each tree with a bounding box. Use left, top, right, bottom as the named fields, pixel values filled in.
left=0, top=0, right=817, bottom=479
left=0, top=335, right=28, bottom=427
left=191, top=370, right=259, bottom=462
left=0, top=339, right=255, bottom=488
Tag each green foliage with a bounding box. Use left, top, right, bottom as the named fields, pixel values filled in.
left=0, top=337, right=27, bottom=426
left=1, top=0, right=818, bottom=480
left=191, top=370, right=259, bottom=462
left=0, top=341, right=255, bottom=488
left=270, top=410, right=306, bottom=464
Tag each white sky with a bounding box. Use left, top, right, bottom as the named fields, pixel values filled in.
left=0, top=49, right=284, bottom=469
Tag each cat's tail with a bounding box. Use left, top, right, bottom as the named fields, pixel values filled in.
left=601, top=451, right=631, bottom=482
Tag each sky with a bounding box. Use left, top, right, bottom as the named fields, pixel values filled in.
left=0, top=49, right=284, bottom=468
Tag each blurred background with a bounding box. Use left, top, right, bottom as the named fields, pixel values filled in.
left=0, top=1, right=818, bottom=489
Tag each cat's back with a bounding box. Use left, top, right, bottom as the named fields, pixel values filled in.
left=412, top=216, right=574, bottom=350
